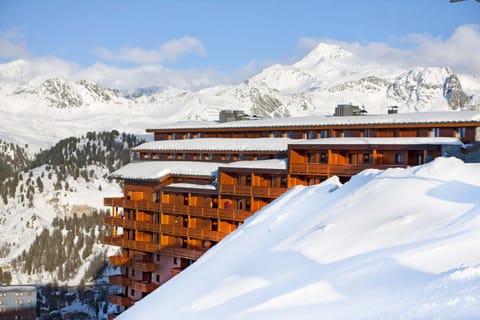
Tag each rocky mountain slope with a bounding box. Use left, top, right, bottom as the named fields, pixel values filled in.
left=1, top=43, right=479, bottom=151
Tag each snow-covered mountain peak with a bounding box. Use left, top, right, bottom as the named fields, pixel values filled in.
left=387, top=67, right=469, bottom=111
left=0, top=59, right=32, bottom=83
left=295, top=43, right=352, bottom=68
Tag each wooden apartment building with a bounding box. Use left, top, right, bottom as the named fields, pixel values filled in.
left=103, top=110, right=480, bottom=316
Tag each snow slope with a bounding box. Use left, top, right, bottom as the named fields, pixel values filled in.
left=119, top=157, right=480, bottom=319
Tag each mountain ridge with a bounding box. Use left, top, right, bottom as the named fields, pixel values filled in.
left=0, top=43, right=479, bottom=150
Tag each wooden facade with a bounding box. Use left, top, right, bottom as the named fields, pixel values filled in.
left=104, top=111, right=480, bottom=316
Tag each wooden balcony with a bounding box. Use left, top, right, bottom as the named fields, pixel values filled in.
left=104, top=236, right=161, bottom=253
left=131, top=260, right=156, bottom=272
left=104, top=197, right=161, bottom=212
left=218, top=208, right=251, bottom=221
left=108, top=255, right=130, bottom=266
left=107, top=294, right=134, bottom=307
left=159, top=247, right=205, bottom=260
left=104, top=216, right=160, bottom=233
left=104, top=235, right=123, bottom=247
left=221, top=184, right=287, bottom=198
left=290, top=162, right=408, bottom=176
left=130, top=280, right=158, bottom=293
left=109, top=274, right=132, bottom=286
left=220, top=184, right=251, bottom=196
left=104, top=197, right=252, bottom=223
left=328, top=164, right=407, bottom=176
left=251, top=186, right=287, bottom=198
left=161, top=224, right=228, bottom=241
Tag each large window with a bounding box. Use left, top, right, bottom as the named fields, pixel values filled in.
left=431, top=128, right=440, bottom=137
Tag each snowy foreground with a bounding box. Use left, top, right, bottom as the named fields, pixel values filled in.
left=120, top=157, right=480, bottom=319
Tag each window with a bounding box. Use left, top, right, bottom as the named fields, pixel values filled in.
left=343, top=129, right=350, bottom=137
left=307, top=130, right=317, bottom=139
left=320, top=153, right=328, bottom=164
left=395, top=153, right=403, bottom=163
left=363, top=153, right=372, bottom=163
left=431, top=128, right=440, bottom=137
left=320, top=130, right=330, bottom=138
left=173, top=257, right=178, bottom=265
left=272, top=131, right=281, bottom=138
left=152, top=192, right=159, bottom=203
left=364, top=129, right=370, bottom=137
left=456, top=127, right=466, bottom=138
left=307, top=153, right=316, bottom=163
left=416, top=154, right=424, bottom=165
left=131, top=289, right=135, bottom=296
left=212, top=220, right=218, bottom=231
left=287, top=131, right=294, bottom=138
left=131, top=269, right=135, bottom=277
left=349, top=154, right=356, bottom=164
left=156, top=274, right=160, bottom=282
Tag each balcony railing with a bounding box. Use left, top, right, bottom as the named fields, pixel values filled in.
left=104, top=236, right=160, bottom=252
left=159, top=247, right=205, bottom=260
left=290, top=163, right=408, bottom=176
left=108, top=255, right=130, bottom=266
left=104, top=200, right=250, bottom=223
left=108, top=275, right=132, bottom=286
left=161, top=224, right=228, bottom=241
left=220, top=184, right=287, bottom=198
left=131, top=260, right=156, bottom=272
left=107, top=294, right=134, bottom=307
left=104, top=235, right=123, bottom=247
left=130, top=280, right=158, bottom=293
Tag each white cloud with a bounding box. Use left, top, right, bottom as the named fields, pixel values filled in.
left=76, top=63, right=222, bottom=91
left=92, top=36, right=207, bottom=65
left=0, top=30, right=28, bottom=59
left=1, top=25, right=479, bottom=92
left=296, top=24, right=480, bottom=76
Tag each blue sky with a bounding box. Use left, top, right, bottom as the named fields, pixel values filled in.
left=0, top=0, right=479, bottom=89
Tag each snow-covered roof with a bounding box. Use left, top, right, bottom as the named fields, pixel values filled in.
left=147, top=111, right=480, bottom=131
left=289, top=137, right=464, bottom=146
left=221, top=159, right=287, bottom=170
left=110, top=161, right=222, bottom=180
left=166, top=183, right=217, bottom=191
left=110, top=159, right=289, bottom=181
left=133, top=138, right=292, bottom=152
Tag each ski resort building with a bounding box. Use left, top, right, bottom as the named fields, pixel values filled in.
left=103, top=110, right=480, bottom=317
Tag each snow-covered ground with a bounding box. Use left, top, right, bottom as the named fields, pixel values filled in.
left=0, top=163, right=122, bottom=285
left=119, top=157, right=480, bottom=319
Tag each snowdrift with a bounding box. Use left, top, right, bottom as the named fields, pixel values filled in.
left=119, top=157, right=480, bottom=319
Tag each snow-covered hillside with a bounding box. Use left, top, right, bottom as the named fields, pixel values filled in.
left=1, top=43, right=479, bottom=151
left=0, top=131, right=142, bottom=285
left=119, top=157, right=480, bottom=319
